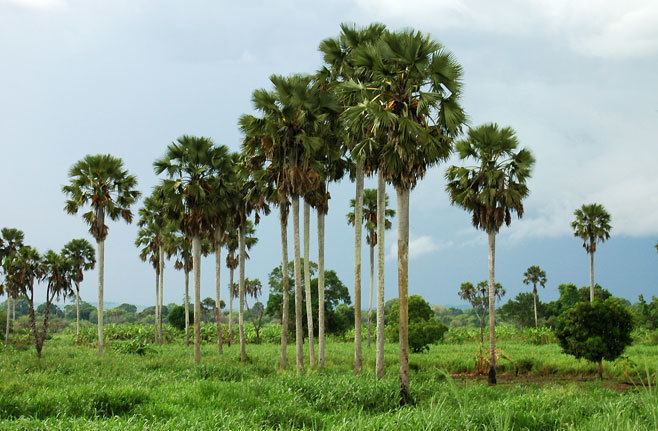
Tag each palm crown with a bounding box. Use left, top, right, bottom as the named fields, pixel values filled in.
left=62, top=238, right=95, bottom=286
left=571, top=203, right=611, bottom=254
left=63, top=154, right=140, bottom=241
left=347, top=188, right=395, bottom=246
left=523, top=265, right=547, bottom=291
left=445, top=123, right=535, bottom=233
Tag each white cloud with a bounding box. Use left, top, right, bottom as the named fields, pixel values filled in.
left=387, top=234, right=453, bottom=260
left=352, top=0, right=658, bottom=58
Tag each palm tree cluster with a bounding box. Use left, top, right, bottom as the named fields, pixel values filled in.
left=0, top=228, right=95, bottom=356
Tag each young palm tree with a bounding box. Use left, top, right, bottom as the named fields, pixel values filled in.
left=170, top=232, right=193, bottom=345
left=1, top=228, right=25, bottom=343
left=135, top=221, right=161, bottom=339
left=154, top=136, right=232, bottom=364
left=347, top=189, right=394, bottom=349
left=343, top=30, right=466, bottom=401
left=571, top=204, right=612, bottom=302
left=459, top=281, right=505, bottom=345
left=522, top=265, right=547, bottom=327
left=63, top=154, right=140, bottom=355
left=62, top=238, right=95, bottom=343
left=446, top=123, right=535, bottom=385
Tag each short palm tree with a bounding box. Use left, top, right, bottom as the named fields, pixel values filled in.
left=1, top=228, right=25, bottom=343
left=446, top=123, right=535, bottom=385
left=571, top=203, right=611, bottom=302
left=458, top=281, right=505, bottom=345
left=62, top=238, right=95, bottom=343
left=39, top=249, right=73, bottom=356
left=63, top=154, right=140, bottom=355
left=170, top=232, right=193, bottom=345
left=344, top=30, right=466, bottom=402
left=522, top=265, right=547, bottom=327
left=347, top=189, right=394, bottom=349
left=154, top=136, right=232, bottom=364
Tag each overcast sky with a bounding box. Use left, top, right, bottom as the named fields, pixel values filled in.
left=1, top=0, right=657, bottom=308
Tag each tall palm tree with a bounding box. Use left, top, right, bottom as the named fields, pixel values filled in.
left=1, top=228, right=25, bottom=343
left=320, top=22, right=388, bottom=373
left=571, top=204, right=611, bottom=302
left=63, top=154, right=140, bottom=355
left=347, top=189, right=394, bottom=349
left=446, top=123, right=535, bottom=385
left=154, top=136, right=232, bottom=364
left=343, top=30, right=466, bottom=401
left=522, top=265, right=547, bottom=327
left=62, top=238, right=95, bottom=343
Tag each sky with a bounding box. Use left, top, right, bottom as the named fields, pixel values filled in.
left=1, top=0, right=657, bottom=308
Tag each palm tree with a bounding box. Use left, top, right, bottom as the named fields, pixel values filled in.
left=522, top=265, right=547, bottom=327
left=571, top=204, right=611, bottom=302
left=169, top=232, right=193, bottom=345
left=62, top=238, right=95, bottom=343
left=154, top=136, right=232, bottom=364
left=63, top=154, right=140, bottom=355
left=459, top=281, right=505, bottom=345
left=320, top=22, right=388, bottom=373
left=1, top=228, right=25, bottom=343
left=446, top=123, right=535, bottom=385
left=343, top=30, right=466, bottom=401
left=347, top=189, right=394, bottom=349
left=39, top=249, right=73, bottom=356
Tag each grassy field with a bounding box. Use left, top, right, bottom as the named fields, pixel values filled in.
left=1, top=335, right=657, bottom=430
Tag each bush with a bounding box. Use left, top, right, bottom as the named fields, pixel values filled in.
left=167, top=305, right=187, bottom=331
left=408, top=320, right=448, bottom=353
left=555, top=298, right=633, bottom=379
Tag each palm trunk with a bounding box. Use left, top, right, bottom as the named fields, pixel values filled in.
left=158, top=246, right=164, bottom=344
left=12, top=299, right=15, bottom=321
left=238, top=225, right=247, bottom=362
left=487, top=231, right=497, bottom=385
left=215, top=242, right=223, bottom=354
left=97, top=239, right=105, bottom=355
left=367, top=243, right=374, bottom=348
left=154, top=269, right=159, bottom=342
left=303, top=200, right=315, bottom=367
left=396, top=187, right=410, bottom=404
left=75, top=286, right=81, bottom=344
left=353, top=161, right=364, bottom=373
left=26, top=294, right=40, bottom=358
left=184, top=270, right=190, bottom=347
left=375, top=170, right=386, bottom=379
left=589, top=251, right=595, bottom=302
left=192, top=236, right=202, bottom=364
left=279, top=207, right=290, bottom=370
left=5, top=295, right=11, bottom=344
left=317, top=210, right=326, bottom=368
left=292, top=196, right=304, bottom=371
left=533, top=286, right=538, bottom=327
left=228, top=267, right=234, bottom=346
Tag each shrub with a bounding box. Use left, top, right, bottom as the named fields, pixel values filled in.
left=408, top=320, right=448, bottom=353
left=167, top=305, right=187, bottom=331
left=555, top=298, right=633, bottom=379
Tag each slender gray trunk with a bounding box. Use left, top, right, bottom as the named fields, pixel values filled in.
left=589, top=251, right=595, bottom=302
left=215, top=242, right=223, bottom=353
left=396, top=187, right=410, bottom=404
left=487, top=231, right=497, bottom=385
left=292, top=196, right=304, bottom=372
left=192, top=236, right=202, bottom=364
left=4, top=295, right=11, bottom=344
left=75, top=287, right=81, bottom=343
left=228, top=267, right=234, bottom=345
left=184, top=270, right=190, bottom=346
left=375, top=171, right=386, bottom=379
left=238, top=225, right=247, bottom=362
left=353, top=161, right=364, bottom=373
left=303, top=200, right=315, bottom=367
left=279, top=208, right=290, bottom=369
left=367, top=244, right=374, bottom=348
left=533, top=286, right=538, bottom=327
left=97, top=239, right=105, bottom=355
left=158, top=245, right=164, bottom=343
left=317, top=210, right=326, bottom=368
left=154, top=269, right=159, bottom=341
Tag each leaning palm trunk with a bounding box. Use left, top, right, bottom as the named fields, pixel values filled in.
left=4, top=295, right=11, bottom=344
left=353, top=161, right=364, bottom=373
left=292, top=196, right=304, bottom=371
left=396, top=187, right=410, bottom=404
left=279, top=208, right=290, bottom=369
left=375, top=171, right=386, bottom=379
left=214, top=242, right=223, bottom=354
left=228, top=267, right=234, bottom=345
left=75, top=286, right=81, bottom=343
left=487, top=231, right=497, bottom=385
left=317, top=210, right=326, bottom=368
left=303, top=201, right=315, bottom=367
left=532, top=286, right=538, bottom=327
left=367, top=244, right=374, bottom=348
left=97, top=239, right=105, bottom=355
left=158, top=246, right=164, bottom=344
left=238, top=225, right=247, bottom=362
left=589, top=251, right=595, bottom=302
left=192, top=236, right=202, bottom=364
left=184, top=270, right=190, bottom=346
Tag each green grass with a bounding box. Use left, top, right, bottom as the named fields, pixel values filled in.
left=1, top=336, right=656, bottom=430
